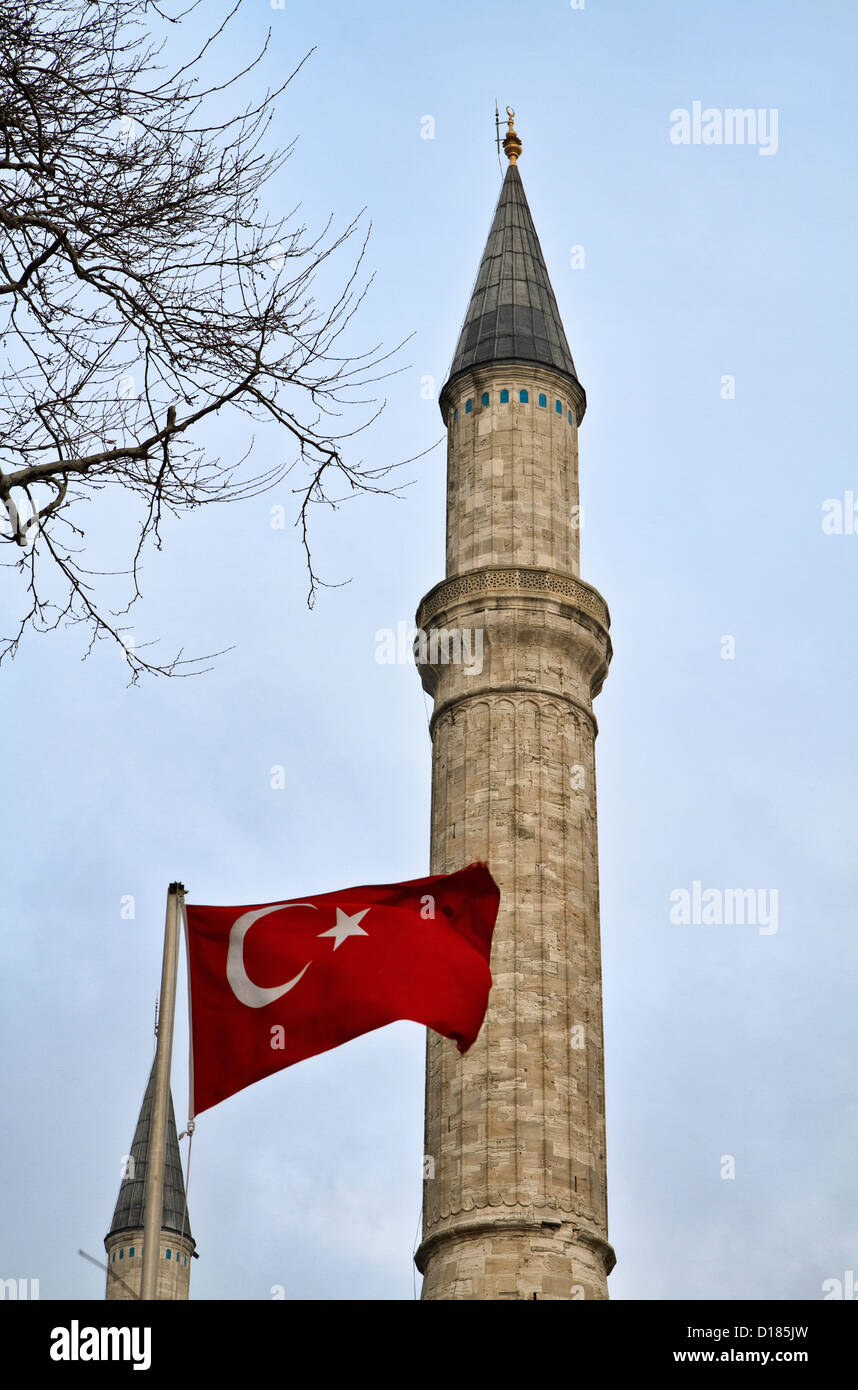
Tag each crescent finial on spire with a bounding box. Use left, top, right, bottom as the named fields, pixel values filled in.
left=503, top=106, right=522, bottom=164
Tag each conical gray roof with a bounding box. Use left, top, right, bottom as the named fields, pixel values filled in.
left=443, top=162, right=584, bottom=403
left=108, top=1059, right=193, bottom=1241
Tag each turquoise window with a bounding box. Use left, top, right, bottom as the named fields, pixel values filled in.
left=111, top=1252, right=115, bottom=1263
left=184, top=1257, right=188, bottom=1266
left=129, top=1247, right=135, bottom=1258
left=520, top=389, right=529, bottom=403
left=538, top=393, right=547, bottom=407
left=555, top=400, right=562, bottom=414
left=568, top=410, right=573, bottom=424
left=119, top=1250, right=124, bottom=1260
left=465, top=399, right=472, bottom=414
left=166, top=1250, right=172, bottom=1260
left=499, top=389, right=509, bottom=403
left=453, top=408, right=458, bottom=422
left=481, top=392, right=489, bottom=407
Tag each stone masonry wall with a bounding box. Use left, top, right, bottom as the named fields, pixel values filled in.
left=104, top=1230, right=193, bottom=1301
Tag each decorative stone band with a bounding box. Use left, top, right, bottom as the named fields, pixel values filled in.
left=415, top=1212, right=617, bottom=1279
left=426, top=686, right=602, bottom=741
left=416, top=565, right=611, bottom=634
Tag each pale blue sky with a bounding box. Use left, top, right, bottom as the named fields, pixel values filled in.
left=1, top=0, right=856, bottom=1300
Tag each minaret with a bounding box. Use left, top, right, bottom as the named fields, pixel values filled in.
left=414, top=112, right=615, bottom=1300
left=104, top=1059, right=196, bottom=1299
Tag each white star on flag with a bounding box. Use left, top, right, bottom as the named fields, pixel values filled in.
left=317, top=907, right=370, bottom=951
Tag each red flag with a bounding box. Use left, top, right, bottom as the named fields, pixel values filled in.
left=184, top=863, right=500, bottom=1115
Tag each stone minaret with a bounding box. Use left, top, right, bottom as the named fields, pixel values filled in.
left=104, top=1059, right=196, bottom=1299
left=414, top=114, right=615, bottom=1300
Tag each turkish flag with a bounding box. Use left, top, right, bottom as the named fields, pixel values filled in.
left=184, top=863, right=500, bottom=1116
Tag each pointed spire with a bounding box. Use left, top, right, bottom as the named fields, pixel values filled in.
left=108, top=1058, right=192, bottom=1242
left=442, top=123, right=584, bottom=417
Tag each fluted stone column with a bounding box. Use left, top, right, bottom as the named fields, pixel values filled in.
left=414, top=362, right=614, bottom=1300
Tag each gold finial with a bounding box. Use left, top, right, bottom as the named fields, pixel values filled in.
left=502, top=106, right=522, bottom=164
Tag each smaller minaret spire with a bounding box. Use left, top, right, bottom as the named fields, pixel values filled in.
left=502, top=106, right=522, bottom=164
left=104, top=1058, right=195, bottom=1300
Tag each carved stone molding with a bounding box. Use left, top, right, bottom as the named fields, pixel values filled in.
left=416, top=1210, right=616, bottom=1278
left=417, top=566, right=611, bottom=632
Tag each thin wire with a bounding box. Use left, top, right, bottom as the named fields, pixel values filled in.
left=79, top=1247, right=140, bottom=1301
left=170, top=1123, right=195, bottom=1298
left=444, top=105, right=505, bottom=384
left=421, top=684, right=433, bottom=736
left=412, top=1196, right=424, bottom=1300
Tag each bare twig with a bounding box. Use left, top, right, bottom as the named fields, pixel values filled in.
left=0, top=0, right=412, bottom=676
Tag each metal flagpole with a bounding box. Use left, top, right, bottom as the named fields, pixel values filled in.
left=140, top=881, right=184, bottom=1301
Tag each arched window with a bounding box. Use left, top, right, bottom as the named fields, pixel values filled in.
left=499, top=389, right=509, bottom=403
left=519, top=389, right=529, bottom=403
left=481, top=392, right=489, bottom=407
left=453, top=408, right=458, bottom=422
left=538, top=393, right=547, bottom=408
left=568, top=410, right=573, bottom=424
left=129, top=1247, right=135, bottom=1258
left=119, top=1249, right=124, bottom=1260
left=465, top=399, right=473, bottom=414
left=166, top=1249, right=172, bottom=1260
left=111, top=1252, right=116, bottom=1263
left=555, top=399, right=562, bottom=414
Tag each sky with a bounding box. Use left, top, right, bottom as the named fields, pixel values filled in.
left=1, top=0, right=856, bottom=1301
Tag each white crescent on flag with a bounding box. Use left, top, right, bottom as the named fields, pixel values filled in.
left=226, top=903, right=315, bottom=1008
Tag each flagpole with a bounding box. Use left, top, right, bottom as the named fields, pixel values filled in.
left=141, top=881, right=184, bottom=1301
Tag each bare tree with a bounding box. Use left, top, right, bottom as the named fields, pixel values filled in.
left=0, top=0, right=408, bottom=677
